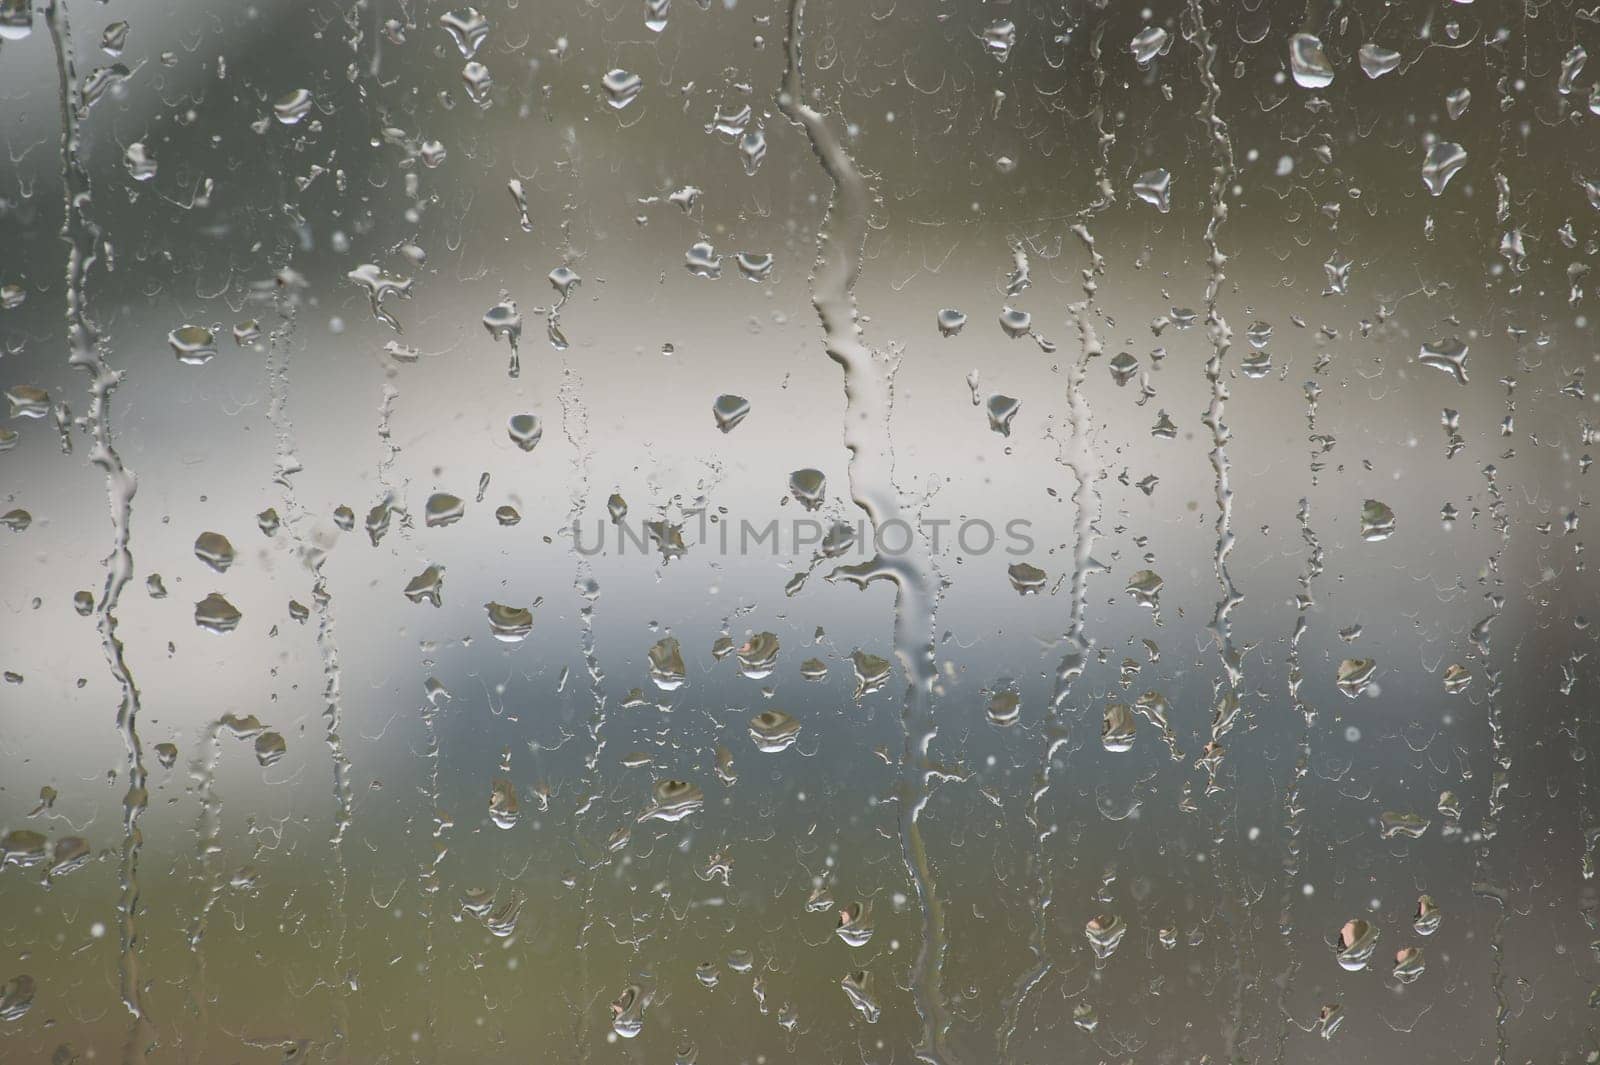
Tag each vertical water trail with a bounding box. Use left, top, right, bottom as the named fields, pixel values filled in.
left=184, top=719, right=225, bottom=1057
left=1471, top=32, right=1518, bottom=1060
left=417, top=679, right=445, bottom=1058
left=1001, top=312, right=1102, bottom=1055
left=45, top=3, right=153, bottom=1060
left=1052, top=310, right=1102, bottom=710
left=1471, top=461, right=1511, bottom=1065
left=264, top=260, right=354, bottom=1050
left=1002, top=238, right=1108, bottom=1056
left=1183, top=3, right=1255, bottom=1057
left=372, top=376, right=402, bottom=539
left=1187, top=0, right=1242, bottom=726
left=542, top=121, right=611, bottom=1058
left=1273, top=492, right=1322, bottom=1063
left=776, top=2, right=953, bottom=1059
left=1273, top=376, right=1325, bottom=1061
left=560, top=367, right=609, bottom=1062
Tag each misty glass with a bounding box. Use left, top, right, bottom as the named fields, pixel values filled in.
left=0, top=0, right=1596, bottom=1062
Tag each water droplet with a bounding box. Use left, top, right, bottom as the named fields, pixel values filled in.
left=789, top=468, right=826, bottom=510
left=194, top=593, right=241, bottom=634
left=649, top=637, right=687, bottom=690
left=986, top=394, right=1019, bottom=436
left=1132, top=168, right=1172, bottom=213
left=736, top=252, right=773, bottom=282
left=840, top=970, right=880, bottom=1023
left=0, top=974, right=35, bottom=1021
left=836, top=901, right=875, bottom=946
left=461, top=61, right=493, bottom=106
left=168, top=325, right=217, bottom=365
left=1360, top=499, right=1396, bottom=542
left=640, top=778, right=704, bottom=822
left=1413, top=894, right=1442, bottom=936
left=0, top=829, right=47, bottom=868
left=738, top=128, right=767, bottom=175
left=1335, top=918, right=1380, bottom=971
left=404, top=565, right=445, bottom=607
left=508, top=414, right=543, bottom=452
left=1130, top=25, right=1170, bottom=65
left=1421, top=141, right=1467, bottom=196
left=1392, top=946, right=1426, bottom=984
left=1007, top=562, right=1046, bottom=595
left=1102, top=702, right=1137, bottom=752
left=987, top=686, right=1021, bottom=727
left=1108, top=351, right=1140, bottom=386
left=602, top=68, right=643, bottom=110
left=937, top=308, right=967, bottom=337
left=273, top=89, right=313, bottom=125
left=1358, top=43, right=1401, bottom=78
left=1126, top=569, right=1164, bottom=609
left=611, top=985, right=646, bottom=1038
left=1418, top=337, right=1469, bottom=384
left=425, top=493, right=465, bottom=527
left=254, top=731, right=287, bottom=767
left=685, top=241, right=723, bottom=279
left=998, top=306, right=1031, bottom=338
left=485, top=602, right=533, bottom=642
left=489, top=779, right=519, bottom=829
left=1289, top=33, right=1335, bottom=89
left=100, top=20, right=128, bottom=56
left=0, top=0, right=32, bottom=41
left=1379, top=810, right=1429, bottom=839
left=712, top=394, right=750, bottom=433
left=123, top=142, right=156, bottom=182
left=439, top=7, right=490, bottom=58
left=736, top=632, right=780, bottom=679
left=194, top=531, right=236, bottom=572
left=750, top=709, right=800, bottom=752
left=850, top=651, right=892, bottom=699
left=347, top=264, right=415, bottom=334
left=482, top=297, right=523, bottom=377
left=1335, top=658, right=1376, bottom=698
left=1560, top=44, right=1588, bottom=95
left=1085, top=913, right=1127, bottom=960
left=982, top=20, right=1016, bottom=63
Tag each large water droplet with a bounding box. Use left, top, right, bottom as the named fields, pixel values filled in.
left=1289, top=34, right=1335, bottom=89
left=1421, top=141, right=1467, bottom=196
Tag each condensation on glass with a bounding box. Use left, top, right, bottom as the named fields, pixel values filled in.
left=0, top=0, right=1595, bottom=1062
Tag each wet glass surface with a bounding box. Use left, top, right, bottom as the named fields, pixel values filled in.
left=1, top=0, right=1599, bottom=1061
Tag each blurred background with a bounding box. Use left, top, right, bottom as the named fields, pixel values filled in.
left=1, top=0, right=1598, bottom=1061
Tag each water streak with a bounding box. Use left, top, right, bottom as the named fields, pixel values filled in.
left=264, top=256, right=354, bottom=1051
left=777, top=2, right=953, bottom=1058
left=46, top=3, right=153, bottom=1059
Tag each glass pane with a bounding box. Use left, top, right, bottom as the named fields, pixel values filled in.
left=0, top=0, right=1593, bottom=1061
